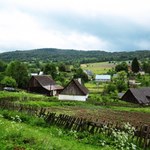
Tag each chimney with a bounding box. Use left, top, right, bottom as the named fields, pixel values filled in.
left=78, top=78, right=82, bottom=84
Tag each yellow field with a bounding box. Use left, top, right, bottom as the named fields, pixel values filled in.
left=81, top=62, right=116, bottom=74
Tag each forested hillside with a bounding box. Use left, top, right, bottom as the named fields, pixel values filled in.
left=0, top=48, right=150, bottom=63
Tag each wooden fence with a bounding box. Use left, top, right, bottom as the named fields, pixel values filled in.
left=0, top=100, right=150, bottom=149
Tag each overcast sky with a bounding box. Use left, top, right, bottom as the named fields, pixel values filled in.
left=0, top=0, right=150, bottom=53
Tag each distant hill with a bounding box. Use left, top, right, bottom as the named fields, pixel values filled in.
left=0, top=48, right=150, bottom=63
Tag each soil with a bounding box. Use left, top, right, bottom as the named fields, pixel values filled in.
left=47, top=106, right=150, bottom=126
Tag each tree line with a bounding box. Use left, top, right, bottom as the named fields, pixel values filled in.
left=0, top=48, right=150, bottom=63
left=0, top=60, right=88, bottom=89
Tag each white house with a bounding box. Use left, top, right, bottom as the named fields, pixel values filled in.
left=59, top=79, right=89, bottom=101
left=95, top=75, right=111, bottom=82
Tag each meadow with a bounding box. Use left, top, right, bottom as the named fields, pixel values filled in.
left=81, top=62, right=116, bottom=74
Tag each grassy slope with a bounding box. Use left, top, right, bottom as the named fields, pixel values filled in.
left=0, top=114, right=113, bottom=150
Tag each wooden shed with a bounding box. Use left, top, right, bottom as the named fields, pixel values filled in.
left=59, top=79, right=89, bottom=101
left=121, top=87, right=150, bottom=105
left=28, top=75, right=63, bottom=96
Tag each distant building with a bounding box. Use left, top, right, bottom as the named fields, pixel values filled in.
left=31, top=73, right=38, bottom=76
left=95, top=75, right=111, bottom=82
left=139, top=71, right=145, bottom=75
left=39, top=71, right=44, bottom=75
left=128, top=79, right=141, bottom=88
left=59, top=79, right=89, bottom=101
left=28, top=75, right=63, bottom=96
left=84, top=70, right=94, bottom=77
left=121, top=87, right=150, bottom=105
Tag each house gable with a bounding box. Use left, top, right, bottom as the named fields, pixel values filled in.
left=61, top=80, right=86, bottom=96
left=121, top=90, right=139, bottom=104
left=121, top=88, right=150, bottom=105
left=28, top=75, right=63, bottom=96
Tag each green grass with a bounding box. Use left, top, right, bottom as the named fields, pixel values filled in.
left=1, top=90, right=150, bottom=115
left=107, top=106, right=150, bottom=113
left=0, top=111, right=114, bottom=150
left=81, top=62, right=116, bottom=74
left=85, top=82, right=106, bottom=93
left=0, top=91, right=45, bottom=99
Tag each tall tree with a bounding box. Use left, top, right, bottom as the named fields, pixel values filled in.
left=6, top=61, right=29, bottom=88
left=43, top=63, right=57, bottom=79
left=1, top=76, right=17, bottom=87
left=58, top=63, right=66, bottom=72
left=142, top=61, right=150, bottom=73
left=131, top=57, right=140, bottom=73
left=0, top=60, right=7, bottom=72
left=115, top=62, right=128, bottom=73
left=73, top=68, right=88, bottom=83
left=114, top=71, right=128, bottom=92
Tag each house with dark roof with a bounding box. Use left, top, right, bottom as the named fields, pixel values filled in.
left=28, top=75, right=63, bottom=96
left=121, top=87, right=150, bottom=105
left=58, top=79, right=89, bottom=101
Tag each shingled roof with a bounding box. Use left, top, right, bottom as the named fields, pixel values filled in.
left=32, top=75, right=63, bottom=91
left=121, top=87, right=150, bottom=104
left=73, top=79, right=89, bottom=95
left=60, top=79, right=89, bottom=95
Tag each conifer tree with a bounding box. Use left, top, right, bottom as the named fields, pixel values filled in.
left=131, top=57, right=140, bottom=73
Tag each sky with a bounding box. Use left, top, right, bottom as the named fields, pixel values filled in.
left=0, top=0, right=150, bottom=53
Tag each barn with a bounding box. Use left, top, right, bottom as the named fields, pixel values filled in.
left=121, top=87, right=150, bottom=105
left=58, top=79, right=89, bottom=101
left=28, top=75, right=63, bottom=96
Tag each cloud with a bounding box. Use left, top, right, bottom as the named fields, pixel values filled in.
left=0, top=0, right=150, bottom=52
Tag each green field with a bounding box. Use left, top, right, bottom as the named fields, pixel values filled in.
left=81, top=62, right=116, bottom=74
left=0, top=91, right=149, bottom=149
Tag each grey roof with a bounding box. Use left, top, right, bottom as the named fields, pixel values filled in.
left=124, top=87, right=150, bottom=104
left=33, top=75, right=63, bottom=91
left=33, top=75, right=55, bottom=85
left=84, top=70, right=94, bottom=76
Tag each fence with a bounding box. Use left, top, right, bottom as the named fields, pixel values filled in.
left=0, top=100, right=149, bottom=149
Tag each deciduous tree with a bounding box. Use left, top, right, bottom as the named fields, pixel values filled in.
left=6, top=61, right=28, bottom=88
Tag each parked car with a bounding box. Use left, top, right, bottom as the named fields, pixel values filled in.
left=3, top=87, right=17, bottom=92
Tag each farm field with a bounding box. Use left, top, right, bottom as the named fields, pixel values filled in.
left=0, top=91, right=149, bottom=149
left=81, top=62, right=116, bottom=74
left=0, top=91, right=150, bottom=126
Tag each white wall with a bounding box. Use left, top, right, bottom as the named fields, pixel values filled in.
left=58, top=95, right=88, bottom=101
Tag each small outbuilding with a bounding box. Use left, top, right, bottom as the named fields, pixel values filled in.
left=59, top=79, right=89, bottom=101
left=28, top=75, right=63, bottom=96
left=121, top=87, right=150, bottom=105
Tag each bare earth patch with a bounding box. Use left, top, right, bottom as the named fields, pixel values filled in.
left=47, top=106, right=150, bottom=126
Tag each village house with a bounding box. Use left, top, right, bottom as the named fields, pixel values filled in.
left=84, top=70, right=94, bottom=79
left=58, top=79, right=89, bottom=101
left=128, top=79, right=141, bottom=88
left=95, top=74, right=111, bottom=82
left=28, top=75, right=63, bottom=96
left=121, top=87, right=150, bottom=105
